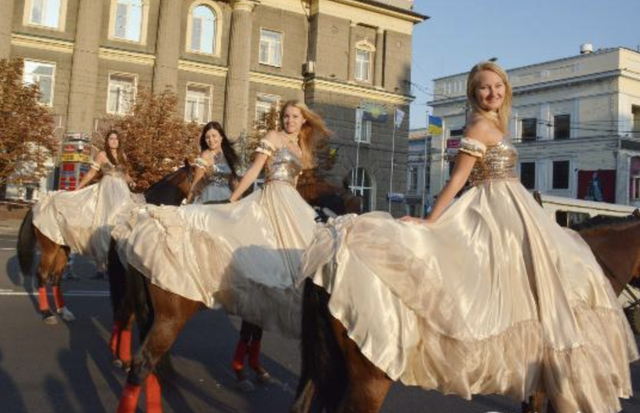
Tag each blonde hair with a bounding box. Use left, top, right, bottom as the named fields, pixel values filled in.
left=280, top=100, right=331, bottom=170
left=466, top=61, right=512, bottom=134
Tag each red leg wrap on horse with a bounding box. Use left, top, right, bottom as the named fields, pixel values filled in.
left=38, top=287, right=50, bottom=312
left=110, top=321, right=123, bottom=356
left=52, top=286, right=65, bottom=309
left=146, top=373, right=163, bottom=413
left=248, top=340, right=262, bottom=371
left=116, top=383, right=142, bottom=413
left=119, top=329, right=132, bottom=363
left=232, top=340, right=248, bottom=372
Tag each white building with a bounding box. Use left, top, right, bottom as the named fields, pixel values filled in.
left=429, top=46, right=640, bottom=206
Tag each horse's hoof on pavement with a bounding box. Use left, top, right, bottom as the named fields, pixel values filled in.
left=235, top=379, right=255, bottom=392
left=42, top=310, right=57, bottom=325
left=57, top=307, right=75, bottom=322
left=256, top=370, right=274, bottom=385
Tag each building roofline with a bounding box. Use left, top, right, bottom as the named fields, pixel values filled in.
left=432, top=47, right=639, bottom=82
left=356, top=0, right=429, bottom=21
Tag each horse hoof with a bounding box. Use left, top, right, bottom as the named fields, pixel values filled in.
left=57, top=307, right=75, bottom=322
left=235, top=379, right=255, bottom=392
left=256, top=370, right=274, bottom=385
left=43, top=314, right=58, bottom=325
left=112, top=359, right=124, bottom=369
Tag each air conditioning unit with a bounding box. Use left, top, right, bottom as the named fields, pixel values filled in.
left=303, top=60, right=316, bottom=76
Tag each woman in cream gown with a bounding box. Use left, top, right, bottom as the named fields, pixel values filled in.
left=301, top=62, right=638, bottom=413
left=32, top=130, right=140, bottom=274
left=120, top=99, right=329, bottom=345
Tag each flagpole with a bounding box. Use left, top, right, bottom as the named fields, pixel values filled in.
left=420, top=122, right=429, bottom=218
left=353, top=107, right=362, bottom=202
left=388, top=105, right=397, bottom=213
left=439, top=118, right=447, bottom=189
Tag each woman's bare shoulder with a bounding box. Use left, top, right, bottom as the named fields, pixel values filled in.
left=464, top=115, right=501, bottom=145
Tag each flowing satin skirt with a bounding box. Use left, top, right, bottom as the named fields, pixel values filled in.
left=117, top=181, right=316, bottom=338
left=302, top=179, right=638, bottom=413
left=32, top=175, right=141, bottom=268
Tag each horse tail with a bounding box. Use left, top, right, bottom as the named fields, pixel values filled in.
left=107, top=239, right=129, bottom=323
left=293, top=279, right=347, bottom=413
left=17, top=208, right=36, bottom=277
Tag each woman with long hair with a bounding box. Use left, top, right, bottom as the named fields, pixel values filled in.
left=301, top=62, right=638, bottom=413
left=33, top=130, right=140, bottom=275
left=120, top=100, right=331, bottom=387
left=186, top=121, right=239, bottom=204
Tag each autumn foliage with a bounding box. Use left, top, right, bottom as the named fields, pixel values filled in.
left=106, top=87, right=200, bottom=192
left=0, top=58, right=55, bottom=190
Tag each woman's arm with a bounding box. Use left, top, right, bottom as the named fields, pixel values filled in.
left=229, top=154, right=268, bottom=202
left=423, top=154, right=476, bottom=223
left=77, top=151, right=106, bottom=190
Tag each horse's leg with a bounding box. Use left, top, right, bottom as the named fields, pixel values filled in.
left=112, top=312, right=135, bottom=370
left=247, top=321, right=272, bottom=384
left=231, top=320, right=256, bottom=392
left=332, top=317, right=392, bottom=413
left=116, top=285, right=202, bottom=413
left=35, top=233, right=58, bottom=324
left=522, top=391, right=547, bottom=413
left=51, top=247, right=75, bottom=322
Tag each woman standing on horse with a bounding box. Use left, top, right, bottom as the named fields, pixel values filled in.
left=301, top=62, right=638, bottom=413
left=121, top=100, right=330, bottom=386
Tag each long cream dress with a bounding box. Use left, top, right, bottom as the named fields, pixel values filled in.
left=301, top=137, right=638, bottom=413
left=118, top=139, right=316, bottom=338
left=32, top=160, right=141, bottom=269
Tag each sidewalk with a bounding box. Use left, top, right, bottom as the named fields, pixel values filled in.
left=0, top=202, right=29, bottom=236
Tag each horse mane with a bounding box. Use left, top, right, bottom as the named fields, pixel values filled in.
left=571, top=210, right=640, bottom=231
left=144, top=165, right=189, bottom=205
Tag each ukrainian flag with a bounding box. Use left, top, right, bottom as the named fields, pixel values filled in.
left=428, top=115, right=443, bottom=135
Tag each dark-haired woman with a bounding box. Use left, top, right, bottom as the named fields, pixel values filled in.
left=186, top=121, right=238, bottom=205
left=33, top=130, right=140, bottom=274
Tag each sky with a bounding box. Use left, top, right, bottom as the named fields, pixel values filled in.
left=409, top=0, right=640, bottom=129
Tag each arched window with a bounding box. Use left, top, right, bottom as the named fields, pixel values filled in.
left=110, top=0, right=146, bottom=43
left=354, top=40, right=375, bottom=83
left=347, top=168, right=376, bottom=212
left=188, top=4, right=217, bottom=55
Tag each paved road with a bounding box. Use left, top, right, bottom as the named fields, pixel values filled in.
left=0, top=232, right=639, bottom=413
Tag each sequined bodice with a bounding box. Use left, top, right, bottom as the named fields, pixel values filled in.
left=468, top=140, right=518, bottom=186
left=101, top=161, right=127, bottom=178
left=265, top=147, right=303, bottom=186
left=203, top=157, right=233, bottom=187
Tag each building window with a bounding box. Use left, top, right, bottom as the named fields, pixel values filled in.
left=111, top=0, right=144, bottom=43
left=407, top=166, right=419, bottom=192
left=188, top=4, right=217, bottom=55
left=259, top=29, right=283, bottom=67
left=348, top=167, right=375, bottom=213
left=355, top=49, right=371, bottom=82
left=23, top=60, right=55, bottom=106
left=185, top=84, right=211, bottom=124
left=107, top=73, right=136, bottom=115
left=354, top=107, right=372, bottom=143
left=255, top=93, right=280, bottom=123
left=521, top=118, right=537, bottom=142
left=554, top=114, right=570, bottom=140
left=632, top=105, right=640, bottom=139
left=552, top=160, right=570, bottom=190
left=520, top=162, right=536, bottom=190
left=631, top=175, right=640, bottom=202
left=26, top=0, right=63, bottom=29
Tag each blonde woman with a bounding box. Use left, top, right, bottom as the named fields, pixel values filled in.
left=121, top=100, right=331, bottom=386
left=301, top=62, right=638, bottom=413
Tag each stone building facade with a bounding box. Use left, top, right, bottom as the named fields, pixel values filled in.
left=429, top=46, right=640, bottom=206
left=0, top=0, right=426, bottom=213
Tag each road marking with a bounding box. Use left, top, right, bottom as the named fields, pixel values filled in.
left=0, top=290, right=110, bottom=297
left=0, top=247, right=16, bottom=251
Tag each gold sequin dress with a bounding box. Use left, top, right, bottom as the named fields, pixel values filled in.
left=32, top=160, right=142, bottom=269
left=118, top=139, right=316, bottom=338
left=302, top=137, right=638, bottom=413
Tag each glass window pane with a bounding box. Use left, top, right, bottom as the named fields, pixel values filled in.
left=552, top=160, right=570, bottom=189
left=191, top=18, right=202, bottom=50
left=127, top=0, right=143, bottom=42
left=554, top=114, right=570, bottom=140
left=114, top=3, right=128, bottom=38
left=31, top=0, right=44, bottom=24
left=192, top=6, right=215, bottom=54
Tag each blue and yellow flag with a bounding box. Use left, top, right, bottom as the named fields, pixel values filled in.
left=428, top=115, right=443, bottom=135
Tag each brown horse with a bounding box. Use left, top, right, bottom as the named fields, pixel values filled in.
left=291, top=213, right=640, bottom=413
left=15, top=163, right=193, bottom=326
left=113, top=178, right=361, bottom=413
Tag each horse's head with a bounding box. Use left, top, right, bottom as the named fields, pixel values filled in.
left=143, top=161, right=193, bottom=206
